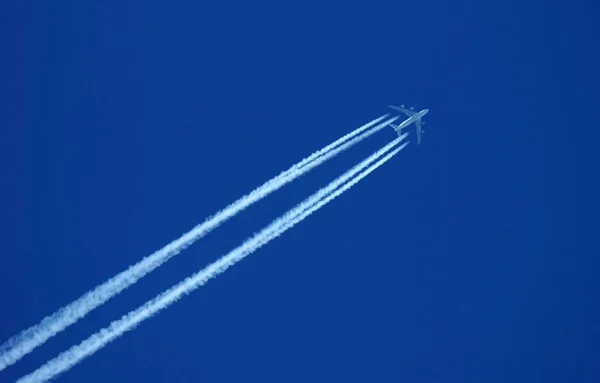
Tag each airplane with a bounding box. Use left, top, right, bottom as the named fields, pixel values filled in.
left=388, top=104, right=429, bottom=145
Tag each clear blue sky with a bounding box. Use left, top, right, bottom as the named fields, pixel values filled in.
left=1, top=0, right=599, bottom=382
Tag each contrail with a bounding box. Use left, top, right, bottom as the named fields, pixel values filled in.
left=17, top=136, right=409, bottom=383
left=0, top=114, right=401, bottom=371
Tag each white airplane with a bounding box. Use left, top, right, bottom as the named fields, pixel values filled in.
left=388, top=105, right=429, bottom=145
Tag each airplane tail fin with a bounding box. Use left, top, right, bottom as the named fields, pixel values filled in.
left=389, top=123, right=399, bottom=129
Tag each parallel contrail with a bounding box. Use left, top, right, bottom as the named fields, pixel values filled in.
left=0, top=114, right=401, bottom=371
left=17, top=136, right=409, bottom=383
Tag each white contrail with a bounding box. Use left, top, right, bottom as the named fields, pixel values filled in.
left=0, top=114, right=401, bottom=371
left=17, top=136, right=409, bottom=383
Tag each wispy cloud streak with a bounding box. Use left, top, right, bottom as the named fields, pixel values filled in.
left=17, top=136, right=409, bottom=383
left=0, top=114, right=399, bottom=371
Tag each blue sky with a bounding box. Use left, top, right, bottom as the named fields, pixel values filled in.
left=1, top=0, right=599, bottom=382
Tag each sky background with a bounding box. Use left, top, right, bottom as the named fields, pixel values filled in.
left=1, top=0, right=599, bottom=382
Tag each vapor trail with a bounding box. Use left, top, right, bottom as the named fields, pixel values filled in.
left=17, top=136, right=409, bottom=383
left=0, top=114, right=400, bottom=371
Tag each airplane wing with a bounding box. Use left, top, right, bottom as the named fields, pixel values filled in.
left=415, top=119, right=422, bottom=145
left=388, top=105, right=415, bottom=116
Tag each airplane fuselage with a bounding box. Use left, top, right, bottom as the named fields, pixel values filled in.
left=397, top=109, right=428, bottom=129
left=414, top=109, right=429, bottom=119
